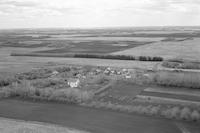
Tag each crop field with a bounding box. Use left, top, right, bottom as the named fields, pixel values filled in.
left=1, top=27, right=200, bottom=57
left=0, top=29, right=157, bottom=54
left=112, top=38, right=200, bottom=61
left=95, top=80, right=147, bottom=105
left=35, top=40, right=150, bottom=54
left=0, top=118, right=88, bottom=133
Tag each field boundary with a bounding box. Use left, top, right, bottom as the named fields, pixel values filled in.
left=136, top=95, right=200, bottom=106
left=0, top=117, right=90, bottom=133
left=156, top=63, right=200, bottom=73
left=144, top=87, right=200, bottom=97
left=11, top=52, right=163, bottom=62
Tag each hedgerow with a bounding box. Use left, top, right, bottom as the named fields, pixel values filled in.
left=152, top=71, right=200, bottom=89
left=11, top=52, right=163, bottom=62
left=74, top=54, right=163, bottom=61
left=82, top=101, right=200, bottom=122
left=0, top=80, right=93, bottom=103
left=162, top=61, right=200, bottom=69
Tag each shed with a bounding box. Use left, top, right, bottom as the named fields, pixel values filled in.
left=67, top=78, right=80, bottom=88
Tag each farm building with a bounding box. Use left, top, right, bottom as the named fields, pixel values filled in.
left=68, top=78, right=80, bottom=88
left=52, top=70, right=59, bottom=75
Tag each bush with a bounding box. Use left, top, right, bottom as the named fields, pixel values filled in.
left=170, top=107, right=180, bottom=119
left=180, top=107, right=191, bottom=120
left=74, top=54, right=163, bottom=61
left=50, top=88, right=93, bottom=103
left=152, top=57, right=163, bottom=61
left=31, top=78, right=66, bottom=88
left=139, top=56, right=148, bottom=61
left=84, top=101, right=200, bottom=122
left=139, top=56, right=163, bottom=61
left=88, top=74, right=110, bottom=85
left=161, top=109, right=174, bottom=119
left=0, top=80, right=93, bottom=103
left=160, top=107, right=190, bottom=120
left=55, top=67, right=71, bottom=73
left=0, top=75, right=18, bottom=87
left=152, top=71, right=200, bottom=89
left=39, top=87, right=55, bottom=98
left=0, top=78, right=13, bottom=87
left=191, top=110, right=200, bottom=121
left=12, top=52, right=163, bottom=62
left=6, top=80, right=37, bottom=97
left=74, top=54, right=137, bottom=60
left=162, top=61, right=200, bottom=69
left=162, top=61, right=180, bottom=68
left=16, top=69, right=52, bottom=80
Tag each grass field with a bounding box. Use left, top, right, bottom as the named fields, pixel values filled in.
left=0, top=117, right=89, bottom=133
left=112, top=38, right=200, bottom=61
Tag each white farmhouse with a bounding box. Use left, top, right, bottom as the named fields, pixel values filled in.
left=50, top=70, right=59, bottom=77
left=125, top=75, right=132, bottom=79
left=68, top=78, right=80, bottom=88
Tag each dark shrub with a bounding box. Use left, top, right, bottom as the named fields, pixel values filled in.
left=16, top=69, right=52, bottom=80
left=139, top=56, right=163, bottom=61
left=139, top=56, right=147, bottom=61
left=74, top=54, right=137, bottom=60
left=0, top=76, right=18, bottom=87
left=55, top=67, right=71, bottom=73
left=152, top=57, right=163, bottom=61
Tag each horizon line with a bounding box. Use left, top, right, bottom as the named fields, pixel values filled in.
left=1, top=25, right=200, bottom=30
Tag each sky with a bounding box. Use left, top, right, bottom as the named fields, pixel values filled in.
left=0, top=0, right=200, bottom=29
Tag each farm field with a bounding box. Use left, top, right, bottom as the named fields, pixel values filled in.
left=1, top=27, right=200, bottom=133
left=0, top=29, right=159, bottom=54
left=1, top=99, right=199, bottom=133
left=0, top=27, right=200, bottom=58
left=0, top=47, right=158, bottom=73
left=112, top=38, right=200, bottom=61
left=0, top=117, right=88, bottom=133
left=0, top=64, right=200, bottom=122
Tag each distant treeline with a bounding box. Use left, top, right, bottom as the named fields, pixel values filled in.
left=74, top=54, right=163, bottom=61
left=11, top=52, right=163, bottom=62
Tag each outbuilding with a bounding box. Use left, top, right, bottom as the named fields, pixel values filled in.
left=68, top=78, right=80, bottom=88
